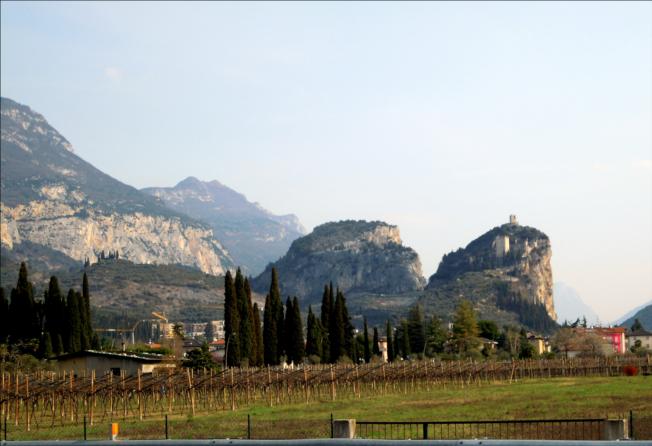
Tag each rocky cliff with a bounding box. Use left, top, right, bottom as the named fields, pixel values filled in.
left=251, top=220, right=426, bottom=305
left=0, top=97, right=233, bottom=274
left=426, top=217, right=557, bottom=323
left=142, top=176, right=305, bottom=275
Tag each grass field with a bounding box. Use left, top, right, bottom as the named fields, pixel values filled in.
left=5, top=375, right=651, bottom=440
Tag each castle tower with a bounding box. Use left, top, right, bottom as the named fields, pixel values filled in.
left=509, top=214, right=518, bottom=225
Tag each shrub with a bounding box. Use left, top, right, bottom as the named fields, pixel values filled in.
left=623, top=365, right=638, bottom=376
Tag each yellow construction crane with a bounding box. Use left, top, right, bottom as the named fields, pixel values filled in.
left=151, top=311, right=168, bottom=323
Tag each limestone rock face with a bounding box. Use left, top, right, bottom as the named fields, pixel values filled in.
left=427, top=221, right=556, bottom=321
left=251, top=220, right=426, bottom=305
left=1, top=97, right=233, bottom=274
left=142, top=176, right=306, bottom=275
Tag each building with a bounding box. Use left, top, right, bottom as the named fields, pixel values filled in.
left=528, top=335, right=551, bottom=355
left=509, top=214, right=519, bottom=225
left=627, top=329, right=652, bottom=351
left=378, top=336, right=388, bottom=362
left=53, top=350, right=175, bottom=376
left=592, top=327, right=626, bottom=354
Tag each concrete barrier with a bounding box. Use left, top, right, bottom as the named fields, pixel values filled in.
left=602, top=419, right=628, bottom=440
left=332, top=419, right=356, bottom=438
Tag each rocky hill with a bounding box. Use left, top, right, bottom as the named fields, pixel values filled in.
left=0, top=97, right=233, bottom=275
left=142, top=177, right=305, bottom=275
left=251, top=220, right=426, bottom=305
left=422, top=216, right=557, bottom=333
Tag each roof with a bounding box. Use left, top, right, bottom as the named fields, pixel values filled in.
left=628, top=329, right=652, bottom=337
left=52, top=350, right=169, bottom=363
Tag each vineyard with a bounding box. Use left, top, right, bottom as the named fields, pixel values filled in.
left=1, top=356, right=650, bottom=433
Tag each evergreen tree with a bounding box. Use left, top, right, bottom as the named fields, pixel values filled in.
left=65, top=289, right=82, bottom=352
left=38, top=332, right=53, bottom=358
left=235, top=269, right=252, bottom=366
left=76, top=290, right=90, bottom=350
left=339, top=290, right=355, bottom=359
left=452, top=299, right=480, bottom=353
left=44, top=276, right=65, bottom=354
left=407, top=303, right=425, bottom=355
left=8, top=262, right=38, bottom=341
left=400, top=319, right=411, bottom=359
left=305, top=306, right=322, bottom=359
left=283, top=297, right=294, bottom=361
left=372, top=327, right=380, bottom=356
left=82, top=273, right=93, bottom=348
left=204, top=321, right=215, bottom=342
left=244, top=278, right=256, bottom=364
left=320, top=284, right=333, bottom=363
left=425, top=315, right=446, bottom=356
left=251, top=303, right=264, bottom=366
left=223, top=270, right=240, bottom=366
left=363, top=317, right=371, bottom=363
left=288, top=297, right=305, bottom=364
left=329, top=291, right=345, bottom=362
left=631, top=319, right=644, bottom=332
left=386, top=320, right=395, bottom=362
left=263, top=268, right=283, bottom=365
left=0, top=288, right=8, bottom=343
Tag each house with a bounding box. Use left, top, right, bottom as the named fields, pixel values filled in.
left=528, top=335, right=551, bottom=355
left=627, top=329, right=652, bottom=351
left=591, top=327, right=626, bottom=354
left=52, top=350, right=175, bottom=376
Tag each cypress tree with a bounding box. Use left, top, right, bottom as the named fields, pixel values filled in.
left=44, top=277, right=65, bottom=354
left=66, top=289, right=82, bottom=353
left=263, top=268, right=283, bottom=365
left=320, top=284, right=332, bottom=363
left=204, top=322, right=215, bottom=342
left=329, top=291, right=344, bottom=362
left=263, top=293, right=277, bottom=365
left=244, top=278, right=256, bottom=364
left=283, top=297, right=294, bottom=362
left=82, top=273, right=93, bottom=348
left=252, top=303, right=264, bottom=366
left=9, top=262, right=38, bottom=341
left=363, top=317, right=371, bottom=363
left=38, top=332, right=53, bottom=358
left=288, top=297, right=305, bottom=364
left=372, top=326, right=380, bottom=356
left=386, top=320, right=395, bottom=362
left=407, top=303, right=425, bottom=355
left=235, top=270, right=252, bottom=366
left=223, top=270, right=240, bottom=366
left=305, top=306, right=322, bottom=359
left=77, top=290, right=90, bottom=351
left=0, top=288, right=8, bottom=342
left=339, top=290, right=355, bottom=359
left=401, top=319, right=411, bottom=359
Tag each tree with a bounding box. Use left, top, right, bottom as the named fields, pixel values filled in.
left=251, top=303, right=264, bottom=366
left=320, top=284, right=333, bottom=363
left=38, top=332, right=53, bottom=358
left=372, top=327, right=380, bottom=356
left=65, top=289, right=82, bottom=353
left=8, top=262, right=38, bottom=341
left=44, top=276, right=65, bottom=354
left=363, top=317, right=371, bottom=363
left=330, top=289, right=354, bottom=362
left=452, top=299, right=480, bottom=354
left=386, top=320, right=395, bottom=362
left=0, top=288, right=8, bottom=343
left=478, top=320, right=499, bottom=341
left=425, top=315, right=446, bottom=356
left=407, top=303, right=425, bottom=355
left=244, top=278, right=257, bottom=365
left=631, top=319, right=644, bottom=332
left=235, top=269, right=252, bottom=366
left=263, top=268, right=283, bottom=365
left=286, top=297, right=305, bottom=364
left=81, top=273, right=93, bottom=349
left=183, top=342, right=219, bottom=370
left=223, top=270, right=240, bottom=367
left=305, top=306, right=322, bottom=360
left=400, top=319, right=411, bottom=359
left=204, top=321, right=215, bottom=342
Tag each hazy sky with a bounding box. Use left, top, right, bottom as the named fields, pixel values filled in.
left=2, top=2, right=651, bottom=322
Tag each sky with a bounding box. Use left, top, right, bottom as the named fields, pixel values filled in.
left=1, top=2, right=651, bottom=323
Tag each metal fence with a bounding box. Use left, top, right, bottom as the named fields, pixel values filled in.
left=356, top=418, right=607, bottom=440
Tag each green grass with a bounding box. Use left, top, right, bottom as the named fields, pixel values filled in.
left=5, top=375, right=651, bottom=440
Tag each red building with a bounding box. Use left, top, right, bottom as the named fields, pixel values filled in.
left=591, top=327, right=626, bottom=354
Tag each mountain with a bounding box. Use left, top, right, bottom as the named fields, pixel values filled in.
left=250, top=220, right=426, bottom=305
left=619, top=305, right=652, bottom=331
left=553, top=282, right=600, bottom=326
left=142, top=177, right=305, bottom=275
left=422, top=216, right=557, bottom=333
left=0, top=97, right=233, bottom=275
left=614, top=299, right=652, bottom=326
